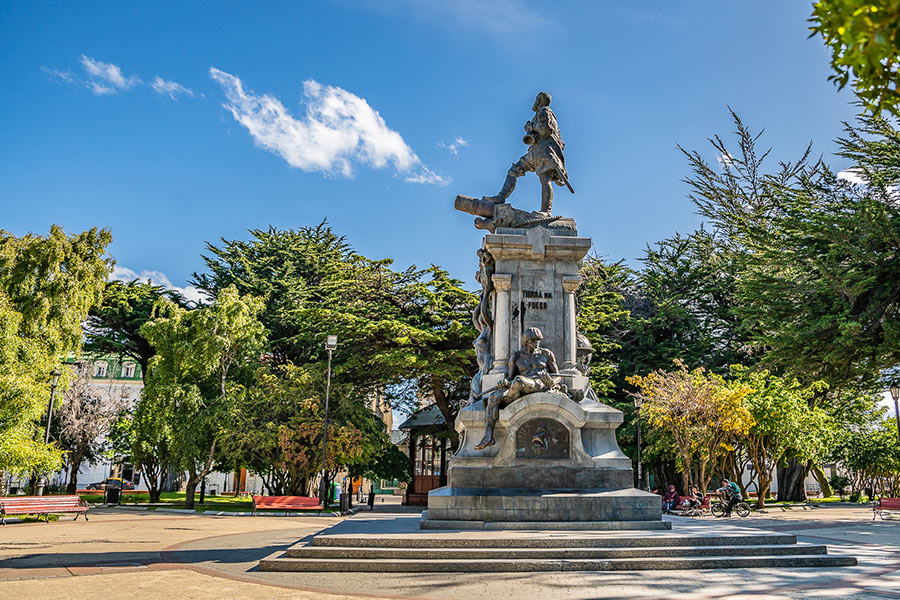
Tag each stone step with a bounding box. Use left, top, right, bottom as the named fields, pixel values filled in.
left=311, top=533, right=798, bottom=548
left=259, top=554, right=857, bottom=572
left=420, top=518, right=672, bottom=530
left=286, top=543, right=829, bottom=560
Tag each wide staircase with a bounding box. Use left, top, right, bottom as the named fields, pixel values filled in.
left=260, top=530, right=857, bottom=572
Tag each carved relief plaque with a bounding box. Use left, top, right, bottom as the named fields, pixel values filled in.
left=515, top=418, right=569, bottom=458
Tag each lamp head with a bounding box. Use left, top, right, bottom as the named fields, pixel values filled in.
left=325, top=335, right=338, bottom=351
left=890, top=382, right=900, bottom=402
left=633, top=396, right=642, bottom=409
left=51, top=369, right=62, bottom=386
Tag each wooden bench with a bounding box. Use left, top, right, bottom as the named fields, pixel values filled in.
left=251, top=495, right=323, bottom=515
left=873, top=497, right=900, bottom=520
left=1, top=495, right=89, bottom=525
left=679, top=495, right=710, bottom=508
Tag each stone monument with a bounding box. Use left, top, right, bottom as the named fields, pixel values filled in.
left=424, top=92, right=663, bottom=528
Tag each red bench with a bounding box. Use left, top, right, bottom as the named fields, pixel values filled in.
left=679, top=495, right=710, bottom=508
left=251, top=495, right=323, bottom=515
left=873, top=497, right=900, bottom=520
left=1, top=495, right=89, bottom=525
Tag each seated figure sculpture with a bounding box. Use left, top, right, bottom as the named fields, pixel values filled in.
left=474, top=327, right=563, bottom=450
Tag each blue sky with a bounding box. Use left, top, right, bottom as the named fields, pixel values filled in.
left=1, top=1, right=858, bottom=300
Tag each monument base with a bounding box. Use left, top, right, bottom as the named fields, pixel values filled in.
left=424, top=486, right=662, bottom=524
left=424, top=392, right=663, bottom=527
left=419, top=514, right=671, bottom=530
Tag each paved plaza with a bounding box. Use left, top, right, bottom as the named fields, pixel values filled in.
left=0, top=503, right=898, bottom=599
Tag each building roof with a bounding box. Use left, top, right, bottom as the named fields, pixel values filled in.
left=397, top=403, right=447, bottom=433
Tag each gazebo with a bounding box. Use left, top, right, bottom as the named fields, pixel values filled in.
left=397, top=404, right=449, bottom=506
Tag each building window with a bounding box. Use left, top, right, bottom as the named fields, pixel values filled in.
left=122, top=363, right=135, bottom=378
left=93, top=362, right=108, bottom=377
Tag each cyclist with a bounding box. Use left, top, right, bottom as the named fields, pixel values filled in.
left=716, top=479, right=742, bottom=516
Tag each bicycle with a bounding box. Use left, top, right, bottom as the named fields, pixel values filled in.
left=710, top=492, right=751, bottom=518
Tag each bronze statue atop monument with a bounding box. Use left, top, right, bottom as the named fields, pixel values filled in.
left=453, top=91, right=577, bottom=232
left=484, top=91, right=573, bottom=216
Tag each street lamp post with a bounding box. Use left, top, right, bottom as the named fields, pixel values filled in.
left=890, top=383, right=900, bottom=448
left=634, top=396, right=644, bottom=491
left=318, top=335, right=338, bottom=508
left=37, top=369, right=63, bottom=496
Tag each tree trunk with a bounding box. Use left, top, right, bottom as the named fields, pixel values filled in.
left=184, top=470, right=199, bottom=510
left=756, top=473, right=770, bottom=509
left=184, top=440, right=218, bottom=509
left=429, top=376, right=460, bottom=452
left=810, top=465, right=832, bottom=498
left=776, top=457, right=808, bottom=501
left=65, top=457, right=83, bottom=494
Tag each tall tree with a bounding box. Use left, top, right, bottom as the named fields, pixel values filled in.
left=192, top=223, right=477, bottom=449
left=722, top=115, right=899, bottom=391
left=56, top=361, right=128, bottom=493
left=679, top=110, right=900, bottom=498
left=141, top=285, right=265, bottom=509
left=0, top=226, right=112, bottom=482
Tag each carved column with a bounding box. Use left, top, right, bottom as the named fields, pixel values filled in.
left=491, top=274, right=512, bottom=372
left=562, top=276, right=581, bottom=371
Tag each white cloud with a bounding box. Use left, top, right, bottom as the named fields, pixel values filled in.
left=41, top=66, right=76, bottom=84
left=717, top=151, right=734, bottom=168
left=80, top=55, right=142, bottom=95
left=438, top=136, right=469, bottom=155
left=209, top=67, right=447, bottom=184
left=838, top=168, right=866, bottom=186
left=404, top=166, right=449, bottom=185
left=43, top=56, right=199, bottom=102
left=110, top=266, right=208, bottom=305
left=151, top=76, right=200, bottom=100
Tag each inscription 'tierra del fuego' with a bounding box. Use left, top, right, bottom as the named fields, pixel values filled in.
left=522, top=289, right=552, bottom=310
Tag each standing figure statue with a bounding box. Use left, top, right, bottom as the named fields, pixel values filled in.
left=474, top=327, right=563, bottom=450
left=472, top=248, right=495, bottom=334
left=484, top=91, right=574, bottom=216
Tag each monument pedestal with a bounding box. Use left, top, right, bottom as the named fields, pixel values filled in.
left=423, top=223, right=662, bottom=529
left=423, top=392, right=663, bottom=528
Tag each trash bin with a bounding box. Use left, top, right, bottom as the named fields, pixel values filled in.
left=106, top=488, right=121, bottom=504
left=368, top=490, right=375, bottom=510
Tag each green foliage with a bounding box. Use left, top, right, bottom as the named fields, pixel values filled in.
left=631, top=228, right=752, bottom=376
left=0, top=226, right=112, bottom=477
left=681, top=110, right=900, bottom=393
left=220, top=363, right=394, bottom=495
left=728, top=366, right=833, bottom=507
left=140, top=285, right=265, bottom=508
left=831, top=413, right=900, bottom=497
left=86, top=280, right=192, bottom=377
left=829, top=473, right=851, bottom=498
left=627, top=361, right=754, bottom=493
left=576, top=256, right=629, bottom=397
left=192, top=222, right=477, bottom=446
left=357, top=443, right=412, bottom=484
left=810, top=0, right=900, bottom=117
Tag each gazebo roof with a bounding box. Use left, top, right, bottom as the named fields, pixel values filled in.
left=397, top=403, right=446, bottom=434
